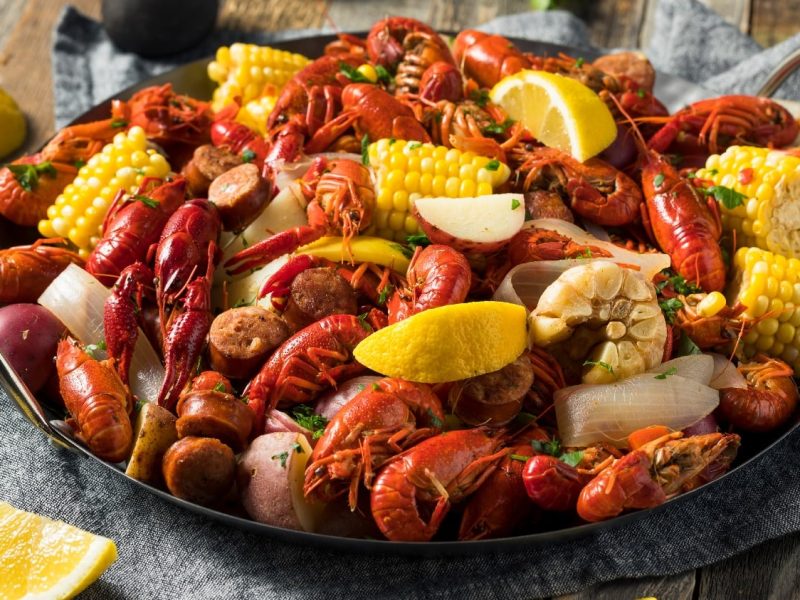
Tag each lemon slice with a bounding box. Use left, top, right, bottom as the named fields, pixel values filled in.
left=0, top=501, right=117, bottom=600
left=0, top=87, right=26, bottom=159
left=490, top=70, right=616, bottom=162
left=298, top=235, right=411, bottom=274
left=354, top=301, right=527, bottom=383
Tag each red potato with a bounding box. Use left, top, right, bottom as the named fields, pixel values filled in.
left=0, top=304, right=66, bottom=393
left=411, top=193, right=525, bottom=253
left=237, top=432, right=322, bottom=531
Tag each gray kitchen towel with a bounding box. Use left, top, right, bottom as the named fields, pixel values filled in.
left=0, top=1, right=792, bottom=598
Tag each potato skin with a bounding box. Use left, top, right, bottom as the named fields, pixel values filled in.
left=411, top=203, right=509, bottom=254
left=0, top=304, right=66, bottom=393
left=162, top=437, right=235, bottom=505
left=125, top=402, right=178, bottom=485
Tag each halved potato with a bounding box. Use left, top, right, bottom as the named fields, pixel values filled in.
left=125, top=403, right=178, bottom=485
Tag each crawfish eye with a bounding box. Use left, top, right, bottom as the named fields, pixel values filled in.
left=349, top=211, right=361, bottom=222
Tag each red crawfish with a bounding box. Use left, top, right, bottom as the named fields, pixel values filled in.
left=718, top=355, right=799, bottom=433
left=56, top=337, right=133, bottom=462
left=366, top=16, right=445, bottom=70
left=85, top=177, right=186, bottom=285
left=225, top=157, right=374, bottom=275
left=156, top=244, right=217, bottom=412
left=304, top=378, right=445, bottom=510
left=386, top=244, right=472, bottom=323
left=370, top=428, right=507, bottom=541
left=577, top=431, right=740, bottom=522
left=0, top=238, right=83, bottom=305
left=244, top=313, right=373, bottom=435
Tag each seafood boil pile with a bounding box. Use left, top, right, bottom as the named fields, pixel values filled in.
left=1, top=17, right=799, bottom=542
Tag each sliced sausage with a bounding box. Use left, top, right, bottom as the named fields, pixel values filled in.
left=182, top=144, right=243, bottom=196
left=524, top=190, right=574, bottom=223
left=282, top=268, right=358, bottom=332
left=208, top=163, right=269, bottom=231
left=162, top=436, right=235, bottom=505
left=449, top=354, right=534, bottom=426
left=209, top=306, right=291, bottom=379
left=176, top=389, right=254, bottom=452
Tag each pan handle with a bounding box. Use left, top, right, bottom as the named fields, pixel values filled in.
left=757, top=47, right=800, bottom=98
left=0, top=352, right=78, bottom=453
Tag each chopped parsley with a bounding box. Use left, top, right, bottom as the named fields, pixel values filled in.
left=583, top=360, right=614, bottom=374
left=482, top=117, right=514, bottom=136
left=357, top=312, right=373, bottom=332
left=291, top=442, right=304, bottom=454
left=575, top=57, right=585, bottom=68
left=133, top=194, right=158, bottom=208
left=654, top=366, right=678, bottom=380
left=485, top=159, right=500, bottom=171
left=511, top=197, right=521, bottom=210
left=406, top=232, right=430, bottom=251
left=559, top=450, right=584, bottom=468
left=659, top=298, right=683, bottom=324
left=427, top=409, right=443, bottom=429
left=361, top=133, right=371, bottom=166
left=84, top=340, right=107, bottom=358
left=378, top=283, right=395, bottom=306
left=653, top=173, right=665, bottom=187
left=339, top=62, right=373, bottom=83
left=375, top=65, right=392, bottom=84
left=656, top=270, right=702, bottom=295
left=291, top=404, right=328, bottom=440
left=272, top=451, right=289, bottom=468
left=636, top=88, right=646, bottom=99
left=531, top=438, right=562, bottom=457
left=213, top=381, right=227, bottom=392
left=509, top=454, right=529, bottom=463
left=111, top=118, right=128, bottom=128
left=469, top=88, right=490, bottom=108
left=241, top=148, right=256, bottom=163
left=702, top=184, right=746, bottom=210
left=408, top=141, right=422, bottom=150
left=371, top=382, right=380, bottom=391
left=74, top=160, right=86, bottom=169
left=676, top=331, right=702, bottom=356
left=7, top=161, right=56, bottom=192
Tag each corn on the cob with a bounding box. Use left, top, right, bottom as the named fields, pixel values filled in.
left=730, top=246, right=800, bottom=373
left=698, top=146, right=800, bottom=257
left=366, top=139, right=512, bottom=241
left=37, top=126, right=171, bottom=258
left=235, top=95, right=278, bottom=136
left=207, top=43, right=310, bottom=112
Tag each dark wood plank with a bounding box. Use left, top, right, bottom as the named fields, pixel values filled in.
left=218, top=0, right=326, bottom=31
left=697, top=531, right=800, bottom=599
left=553, top=571, right=696, bottom=600
left=750, top=0, right=800, bottom=47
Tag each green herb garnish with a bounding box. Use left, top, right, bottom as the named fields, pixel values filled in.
left=559, top=450, right=584, bottom=468
left=378, top=283, right=395, bottom=306
left=241, top=148, right=256, bottom=163
left=272, top=451, right=289, bottom=468
left=111, top=118, right=128, bottom=128
left=339, top=62, right=372, bottom=83
left=485, top=159, right=500, bottom=171
left=357, top=312, right=373, bottom=332
left=509, top=454, right=529, bottom=463
left=292, top=442, right=304, bottom=454
left=511, top=197, right=521, bottom=210
left=133, top=194, right=158, bottom=208
left=482, top=117, right=514, bottom=135
left=361, top=133, right=370, bottom=166
left=703, top=184, right=746, bottom=210
left=7, top=161, right=57, bottom=192
left=406, top=232, right=430, bottom=250
left=375, top=65, right=392, bottom=84
left=583, top=360, right=614, bottom=374
left=654, top=366, right=678, bottom=380
left=531, top=438, right=562, bottom=456
left=653, top=173, right=665, bottom=187
left=291, top=404, right=328, bottom=440
left=213, top=382, right=227, bottom=392
left=659, top=298, right=683, bottom=324
left=470, top=89, right=490, bottom=108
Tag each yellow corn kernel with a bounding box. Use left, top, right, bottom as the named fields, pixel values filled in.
left=696, top=291, right=726, bottom=317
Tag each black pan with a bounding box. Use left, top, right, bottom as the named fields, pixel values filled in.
left=4, top=33, right=796, bottom=556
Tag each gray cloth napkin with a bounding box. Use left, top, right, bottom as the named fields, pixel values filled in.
left=1, top=1, right=792, bottom=598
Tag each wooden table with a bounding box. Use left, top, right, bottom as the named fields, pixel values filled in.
left=2, top=0, right=800, bottom=598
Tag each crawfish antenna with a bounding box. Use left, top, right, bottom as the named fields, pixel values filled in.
left=608, top=93, right=649, bottom=157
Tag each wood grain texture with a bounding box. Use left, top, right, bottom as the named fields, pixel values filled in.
left=750, top=0, right=800, bottom=47
left=585, top=0, right=647, bottom=48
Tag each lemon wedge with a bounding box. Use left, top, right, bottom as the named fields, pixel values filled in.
left=354, top=301, right=527, bottom=383
left=0, top=501, right=117, bottom=600
left=298, top=235, right=411, bottom=274
left=490, top=70, right=616, bottom=162
left=0, top=87, right=26, bottom=159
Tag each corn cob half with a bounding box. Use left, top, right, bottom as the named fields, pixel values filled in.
left=730, top=246, right=800, bottom=372
left=366, top=139, right=512, bottom=242
left=207, top=43, right=310, bottom=113
left=698, top=146, right=800, bottom=258
left=37, top=126, right=171, bottom=258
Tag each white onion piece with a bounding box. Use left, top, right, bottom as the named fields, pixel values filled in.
left=217, top=254, right=290, bottom=311
left=492, top=220, right=670, bottom=310
left=555, top=373, right=719, bottom=447
left=314, top=376, right=382, bottom=420
left=38, top=264, right=164, bottom=403
left=709, top=353, right=748, bottom=390
left=264, top=409, right=313, bottom=444
left=647, top=354, right=714, bottom=385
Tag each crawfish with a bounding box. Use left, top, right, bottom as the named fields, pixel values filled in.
left=525, top=345, right=567, bottom=417
left=641, top=149, right=726, bottom=292
left=156, top=245, right=216, bottom=412
left=0, top=158, right=75, bottom=226
left=152, top=197, right=221, bottom=335
left=56, top=337, right=133, bottom=463
left=510, top=146, right=642, bottom=227
left=112, top=84, right=213, bottom=149
left=459, top=426, right=550, bottom=540
left=370, top=428, right=507, bottom=541
left=85, top=177, right=186, bottom=285
left=210, top=103, right=270, bottom=168
left=304, top=378, right=445, bottom=509
left=103, top=262, right=155, bottom=385
left=366, top=16, right=444, bottom=70
left=225, top=157, right=374, bottom=274
left=395, top=32, right=459, bottom=99
left=673, top=293, right=750, bottom=350
left=507, top=226, right=613, bottom=267
left=0, top=238, right=83, bottom=305
left=245, top=314, right=373, bottom=435
left=647, top=95, right=799, bottom=167
left=304, top=84, right=430, bottom=154
left=386, top=244, right=472, bottom=323
left=577, top=430, right=740, bottom=522
left=718, top=355, right=799, bottom=433
left=452, top=30, right=532, bottom=89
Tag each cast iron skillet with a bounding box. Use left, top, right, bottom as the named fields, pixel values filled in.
left=3, top=33, right=797, bottom=556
